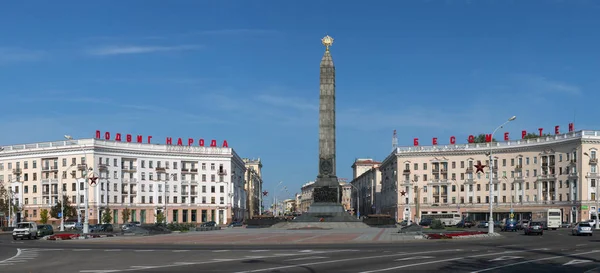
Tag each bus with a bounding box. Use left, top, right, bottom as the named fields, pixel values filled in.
left=532, top=208, right=561, bottom=230
left=420, top=212, right=462, bottom=226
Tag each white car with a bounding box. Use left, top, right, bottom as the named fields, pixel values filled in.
left=63, top=222, right=77, bottom=229
left=13, top=222, right=38, bottom=240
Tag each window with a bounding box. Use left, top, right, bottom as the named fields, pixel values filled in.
left=592, top=151, right=597, bottom=159
left=413, top=163, right=418, bottom=170
left=211, top=186, right=215, bottom=193
left=423, top=163, right=427, bottom=170
left=220, top=186, right=225, bottom=193
left=211, top=175, right=215, bottom=182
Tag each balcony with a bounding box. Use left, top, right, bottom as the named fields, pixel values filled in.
left=465, top=167, right=474, bottom=173
left=122, top=166, right=137, bottom=172
left=155, top=167, right=166, bottom=173
left=181, top=191, right=189, bottom=195
left=77, top=164, right=89, bottom=171
left=440, top=169, right=448, bottom=174
left=41, top=166, right=58, bottom=172
left=403, top=169, right=410, bottom=174
left=590, top=158, right=598, bottom=165
left=586, top=172, right=600, bottom=179
left=98, top=164, right=108, bottom=171
left=218, top=169, right=228, bottom=176
left=41, top=179, right=50, bottom=184
left=181, top=180, right=189, bottom=184
left=121, top=190, right=129, bottom=194
left=190, top=168, right=198, bottom=172
left=130, top=191, right=137, bottom=195
left=181, top=168, right=190, bottom=173
left=123, top=178, right=137, bottom=184
left=190, top=180, right=198, bottom=184
left=42, top=191, right=50, bottom=195
left=432, top=169, right=440, bottom=173
left=569, top=159, right=577, bottom=166
left=12, top=168, right=22, bottom=175
left=514, top=165, right=522, bottom=171
left=568, top=172, right=579, bottom=179
left=465, top=178, right=476, bottom=184
left=191, top=191, right=198, bottom=195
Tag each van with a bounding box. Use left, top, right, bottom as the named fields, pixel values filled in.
left=12, top=222, right=39, bottom=240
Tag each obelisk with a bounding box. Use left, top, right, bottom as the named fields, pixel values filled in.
left=312, top=35, right=341, bottom=203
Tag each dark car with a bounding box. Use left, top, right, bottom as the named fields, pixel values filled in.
left=228, top=222, right=243, bottom=228
left=419, top=218, right=433, bottom=226
left=201, top=221, right=217, bottom=227
left=457, top=220, right=475, bottom=228
left=524, top=221, right=544, bottom=235
left=36, top=224, right=54, bottom=237
left=99, top=224, right=114, bottom=232
left=501, top=220, right=518, bottom=232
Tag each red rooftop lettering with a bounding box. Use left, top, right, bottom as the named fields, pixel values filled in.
left=94, top=130, right=229, bottom=147
left=410, top=122, right=575, bottom=147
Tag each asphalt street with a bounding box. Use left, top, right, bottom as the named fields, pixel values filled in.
left=0, top=229, right=599, bottom=273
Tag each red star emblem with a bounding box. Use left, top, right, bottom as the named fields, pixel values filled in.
left=262, top=191, right=268, bottom=196
left=400, top=191, right=406, bottom=196
left=474, top=161, right=487, bottom=174
left=89, top=176, right=99, bottom=185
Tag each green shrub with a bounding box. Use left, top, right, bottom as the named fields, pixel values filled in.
left=430, top=220, right=445, bottom=230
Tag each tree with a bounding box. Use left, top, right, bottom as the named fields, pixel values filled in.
left=50, top=195, right=77, bottom=220
left=40, top=209, right=49, bottom=224
left=121, top=207, right=130, bottom=223
left=0, top=182, right=20, bottom=220
left=522, top=133, right=552, bottom=140
left=101, top=207, right=113, bottom=224
left=470, top=134, right=497, bottom=144
left=155, top=210, right=166, bottom=224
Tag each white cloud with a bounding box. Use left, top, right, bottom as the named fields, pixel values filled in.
left=518, top=74, right=581, bottom=95
left=85, top=45, right=202, bottom=56
left=0, top=47, right=45, bottom=63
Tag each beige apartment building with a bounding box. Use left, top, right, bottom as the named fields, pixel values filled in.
left=350, top=159, right=382, bottom=217
left=379, top=130, right=600, bottom=224
left=243, top=158, right=263, bottom=219
left=0, top=138, right=248, bottom=226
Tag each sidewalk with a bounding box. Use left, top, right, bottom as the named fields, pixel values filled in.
left=63, top=227, right=429, bottom=245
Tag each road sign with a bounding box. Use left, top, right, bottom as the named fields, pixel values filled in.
left=509, top=213, right=515, bottom=219
left=58, top=212, right=62, bottom=218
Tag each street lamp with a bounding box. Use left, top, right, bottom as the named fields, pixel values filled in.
left=348, top=183, right=360, bottom=219
left=60, top=163, right=77, bottom=231
left=65, top=135, right=92, bottom=234
left=487, top=115, right=516, bottom=234
left=583, top=152, right=599, bottom=230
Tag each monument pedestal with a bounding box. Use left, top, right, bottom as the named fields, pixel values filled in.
left=293, top=202, right=360, bottom=222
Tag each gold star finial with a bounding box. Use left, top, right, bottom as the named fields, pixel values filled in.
left=321, top=35, right=334, bottom=52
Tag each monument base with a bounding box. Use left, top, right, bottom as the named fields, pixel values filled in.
left=293, top=203, right=361, bottom=222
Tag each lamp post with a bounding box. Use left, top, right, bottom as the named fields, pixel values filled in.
left=583, top=152, right=599, bottom=230
left=7, top=186, right=13, bottom=227
left=348, top=183, right=360, bottom=219
left=487, top=116, right=516, bottom=234
left=65, top=135, right=92, bottom=234
left=60, top=164, right=77, bottom=231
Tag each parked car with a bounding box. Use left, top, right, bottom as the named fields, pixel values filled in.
left=99, top=224, right=114, bottom=232
left=501, top=220, right=518, bottom=232
left=418, top=218, right=433, bottom=227
left=524, top=221, right=544, bottom=235
left=36, top=224, right=54, bottom=237
left=572, top=222, right=593, bottom=236
left=477, top=221, right=489, bottom=228
left=201, top=221, right=217, bottom=227
left=121, top=223, right=135, bottom=231
left=456, top=220, right=475, bottom=228
left=228, top=222, right=243, bottom=228
left=517, top=220, right=530, bottom=230
left=63, top=221, right=77, bottom=230
left=88, top=224, right=102, bottom=232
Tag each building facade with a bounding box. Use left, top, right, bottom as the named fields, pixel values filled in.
left=0, top=138, right=247, bottom=226
left=243, top=158, right=263, bottom=219
left=379, top=130, right=600, bottom=224
left=350, top=159, right=382, bottom=217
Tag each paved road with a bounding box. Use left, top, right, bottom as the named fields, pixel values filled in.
left=1, top=229, right=598, bottom=273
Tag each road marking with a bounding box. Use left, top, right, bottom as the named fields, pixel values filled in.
left=245, top=256, right=268, bottom=259
left=73, top=249, right=92, bottom=251
left=104, top=249, right=122, bottom=252
left=274, top=254, right=296, bottom=256
left=576, top=244, right=587, bottom=247
left=490, top=256, right=522, bottom=261
left=470, top=250, right=600, bottom=273
left=80, top=270, right=119, bottom=273
left=299, top=250, right=314, bottom=253
left=564, top=259, right=592, bottom=266
left=213, top=259, right=236, bottom=262
left=285, top=256, right=328, bottom=262
left=173, top=262, right=195, bottom=265
left=172, top=250, right=190, bottom=252
left=0, top=249, right=40, bottom=266
left=250, top=250, right=270, bottom=252
left=232, top=249, right=464, bottom=273
left=0, top=248, right=21, bottom=265
left=395, top=256, right=434, bottom=261
left=212, top=250, right=230, bottom=252
left=357, top=249, right=540, bottom=273
left=133, top=250, right=154, bottom=252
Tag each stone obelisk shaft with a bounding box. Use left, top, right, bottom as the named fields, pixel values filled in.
left=317, top=47, right=337, bottom=184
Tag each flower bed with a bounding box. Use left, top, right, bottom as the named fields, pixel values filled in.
left=47, top=233, right=79, bottom=240
left=426, top=231, right=487, bottom=239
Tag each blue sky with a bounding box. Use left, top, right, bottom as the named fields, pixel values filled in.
left=1, top=1, right=599, bottom=203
